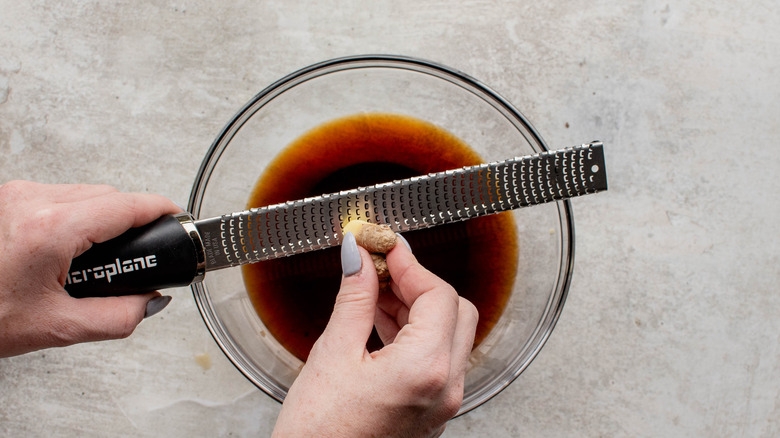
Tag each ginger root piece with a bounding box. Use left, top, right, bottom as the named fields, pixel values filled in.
left=371, top=253, right=390, bottom=281
left=371, top=253, right=391, bottom=292
left=344, top=220, right=397, bottom=291
left=343, top=220, right=397, bottom=253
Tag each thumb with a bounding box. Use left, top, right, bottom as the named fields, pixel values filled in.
left=59, top=292, right=169, bottom=343
left=318, top=232, right=379, bottom=357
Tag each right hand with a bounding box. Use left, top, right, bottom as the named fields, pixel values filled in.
left=273, top=232, right=479, bottom=437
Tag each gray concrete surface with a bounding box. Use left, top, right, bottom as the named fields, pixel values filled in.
left=1, top=1, right=778, bottom=436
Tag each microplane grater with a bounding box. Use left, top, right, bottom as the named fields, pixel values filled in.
left=64, top=141, right=606, bottom=297
left=195, top=141, right=606, bottom=271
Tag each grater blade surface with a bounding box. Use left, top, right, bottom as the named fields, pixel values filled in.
left=196, top=141, right=607, bottom=270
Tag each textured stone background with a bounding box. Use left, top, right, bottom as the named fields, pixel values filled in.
left=1, top=1, right=778, bottom=436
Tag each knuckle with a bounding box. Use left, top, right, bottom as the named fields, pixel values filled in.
left=0, top=182, right=62, bottom=251
left=459, top=297, right=479, bottom=322
left=332, top=284, right=376, bottom=319
left=0, top=179, right=30, bottom=196
left=440, top=389, right=463, bottom=419
left=115, top=321, right=137, bottom=339
left=408, top=358, right=451, bottom=400
left=113, top=305, right=140, bottom=340
left=0, top=180, right=30, bottom=206
left=22, top=208, right=60, bottom=250
left=401, top=357, right=463, bottom=420
left=93, top=315, right=138, bottom=341
left=438, top=283, right=460, bottom=308
left=334, top=285, right=373, bottom=307
left=54, top=303, right=140, bottom=345
left=29, top=206, right=59, bottom=228
left=98, top=184, right=119, bottom=194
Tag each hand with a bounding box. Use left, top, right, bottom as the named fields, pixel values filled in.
left=273, top=232, right=479, bottom=437
left=0, top=181, right=180, bottom=358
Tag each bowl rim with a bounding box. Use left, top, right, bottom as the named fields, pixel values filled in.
left=187, top=54, right=575, bottom=416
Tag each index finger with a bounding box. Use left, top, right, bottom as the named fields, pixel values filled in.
left=385, top=241, right=461, bottom=351
left=66, top=191, right=181, bottom=247
left=385, top=240, right=457, bottom=308
left=43, top=182, right=119, bottom=203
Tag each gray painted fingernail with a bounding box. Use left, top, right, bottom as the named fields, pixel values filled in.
left=144, top=295, right=172, bottom=318
left=341, top=232, right=362, bottom=276
left=396, top=233, right=412, bottom=253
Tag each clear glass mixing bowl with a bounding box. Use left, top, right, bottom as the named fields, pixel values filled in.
left=188, top=55, right=574, bottom=416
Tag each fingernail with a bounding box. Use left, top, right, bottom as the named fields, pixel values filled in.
left=396, top=233, right=412, bottom=253
left=144, top=295, right=172, bottom=318
left=341, top=232, right=362, bottom=276
left=174, top=201, right=187, bottom=212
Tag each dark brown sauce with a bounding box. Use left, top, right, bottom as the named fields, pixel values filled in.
left=242, top=113, right=518, bottom=361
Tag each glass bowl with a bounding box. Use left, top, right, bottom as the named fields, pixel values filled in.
left=188, top=55, right=574, bottom=416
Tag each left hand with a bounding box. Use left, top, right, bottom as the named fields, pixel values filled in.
left=0, top=180, right=180, bottom=358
